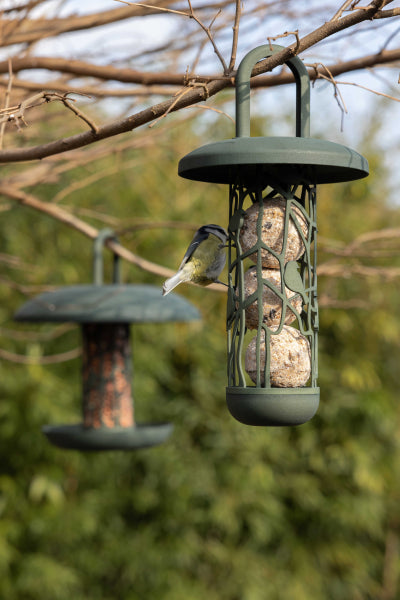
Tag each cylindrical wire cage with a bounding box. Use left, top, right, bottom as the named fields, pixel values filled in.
left=227, top=182, right=318, bottom=387
left=226, top=180, right=319, bottom=425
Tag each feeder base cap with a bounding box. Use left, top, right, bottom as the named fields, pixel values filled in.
left=226, top=386, right=319, bottom=426
left=42, top=423, right=173, bottom=451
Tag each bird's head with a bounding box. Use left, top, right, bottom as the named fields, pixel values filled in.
left=200, top=224, right=228, bottom=244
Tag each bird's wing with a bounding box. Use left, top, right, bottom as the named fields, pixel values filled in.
left=178, top=229, right=209, bottom=270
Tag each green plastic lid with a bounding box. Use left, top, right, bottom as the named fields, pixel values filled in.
left=179, top=44, right=368, bottom=186
left=178, top=136, right=368, bottom=185
left=14, top=284, right=200, bottom=324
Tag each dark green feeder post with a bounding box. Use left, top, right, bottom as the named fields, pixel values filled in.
left=14, top=229, right=200, bottom=450
left=178, top=45, right=369, bottom=427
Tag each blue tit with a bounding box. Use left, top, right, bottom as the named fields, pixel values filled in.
left=162, top=224, right=228, bottom=296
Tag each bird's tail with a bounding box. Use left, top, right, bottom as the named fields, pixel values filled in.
left=162, top=272, right=183, bottom=296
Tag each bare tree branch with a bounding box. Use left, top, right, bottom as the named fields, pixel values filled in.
left=2, top=44, right=400, bottom=89
left=0, top=80, right=226, bottom=163
left=0, top=347, right=81, bottom=364
left=325, top=77, right=400, bottom=102
left=0, top=1, right=397, bottom=164
left=331, top=0, right=357, bottom=21
left=0, top=323, right=75, bottom=342
left=0, top=1, right=182, bottom=47
left=0, top=184, right=177, bottom=280
left=0, top=77, right=179, bottom=98
left=228, top=0, right=242, bottom=71
left=118, top=0, right=229, bottom=73
left=0, top=58, right=13, bottom=149
left=251, top=0, right=393, bottom=77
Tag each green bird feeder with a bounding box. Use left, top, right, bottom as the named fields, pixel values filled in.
left=14, top=229, right=200, bottom=450
left=178, top=44, right=369, bottom=427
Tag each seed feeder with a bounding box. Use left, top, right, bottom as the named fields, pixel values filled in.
left=14, top=229, right=200, bottom=449
left=178, top=45, right=369, bottom=427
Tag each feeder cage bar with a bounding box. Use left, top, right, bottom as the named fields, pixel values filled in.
left=227, top=182, right=318, bottom=391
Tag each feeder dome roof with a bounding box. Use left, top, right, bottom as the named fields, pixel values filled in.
left=178, top=136, right=369, bottom=186
left=14, top=284, right=201, bottom=324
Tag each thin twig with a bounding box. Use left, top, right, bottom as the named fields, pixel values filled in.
left=229, top=0, right=242, bottom=72
left=0, top=184, right=174, bottom=279
left=0, top=58, right=13, bottom=149
left=309, top=64, right=348, bottom=129
left=343, top=79, right=400, bottom=102
left=191, top=3, right=228, bottom=73
left=345, top=227, right=400, bottom=248
left=0, top=92, right=47, bottom=126
left=267, top=30, right=300, bottom=54
left=0, top=275, right=56, bottom=296
left=0, top=323, right=76, bottom=342
left=0, top=76, right=180, bottom=98
left=318, top=262, right=400, bottom=280
left=379, top=23, right=400, bottom=52
left=381, top=528, right=399, bottom=600
left=0, top=347, right=81, bottom=364
left=116, top=1, right=188, bottom=17
left=0, top=3, right=394, bottom=163
left=353, top=0, right=395, bottom=11
left=0, top=185, right=225, bottom=292
left=188, top=103, right=234, bottom=122
left=0, top=251, right=36, bottom=271
left=118, top=0, right=229, bottom=74
left=52, top=157, right=140, bottom=203
left=318, top=296, right=370, bottom=309
left=331, top=0, right=357, bottom=20
left=148, top=83, right=209, bottom=128
left=60, top=95, right=99, bottom=133
left=0, top=90, right=99, bottom=132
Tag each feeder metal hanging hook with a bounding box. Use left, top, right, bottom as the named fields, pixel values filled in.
left=93, top=228, right=121, bottom=285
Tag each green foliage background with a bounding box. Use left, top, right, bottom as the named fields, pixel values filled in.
left=1, top=109, right=400, bottom=599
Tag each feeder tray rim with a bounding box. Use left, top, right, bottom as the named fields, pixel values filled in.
left=178, top=136, right=369, bottom=185
left=226, top=386, right=320, bottom=395
left=42, top=422, right=173, bottom=451
left=226, top=386, right=320, bottom=427
left=14, top=283, right=200, bottom=324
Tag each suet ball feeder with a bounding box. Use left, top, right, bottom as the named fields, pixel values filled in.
left=178, top=45, right=369, bottom=427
